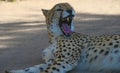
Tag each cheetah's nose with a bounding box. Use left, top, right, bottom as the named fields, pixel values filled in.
left=66, top=10, right=72, bottom=14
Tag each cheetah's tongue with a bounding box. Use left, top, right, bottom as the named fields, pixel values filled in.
left=62, top=23, right=73, bottom=36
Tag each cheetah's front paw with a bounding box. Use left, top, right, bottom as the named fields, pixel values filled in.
left=5, top=70, right=25, bottom=73
left=5, top=70, right=10, bottom=73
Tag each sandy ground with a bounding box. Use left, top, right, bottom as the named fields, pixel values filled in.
left=0, top=0, right=120, bottom=73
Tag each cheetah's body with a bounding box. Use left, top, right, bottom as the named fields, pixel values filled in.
left=44, top=32, right=120, bottom=72
left=7, top=3, right=120, bottom=73
left=76, top=34, right=120, bottom=72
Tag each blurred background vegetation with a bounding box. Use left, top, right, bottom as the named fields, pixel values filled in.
left=0, top=0, right=22, bottom=2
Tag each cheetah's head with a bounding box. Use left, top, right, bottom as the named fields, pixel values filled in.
left=42, top=3, right=75, bottom=43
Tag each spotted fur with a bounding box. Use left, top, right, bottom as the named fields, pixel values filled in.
left=6, top=3, right=120, bottom=73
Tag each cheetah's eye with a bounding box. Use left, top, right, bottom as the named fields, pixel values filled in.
left=56, top=9, right=63, bottom=11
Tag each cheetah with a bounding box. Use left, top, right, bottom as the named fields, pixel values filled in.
left=6, top=3, right=120, bottom=73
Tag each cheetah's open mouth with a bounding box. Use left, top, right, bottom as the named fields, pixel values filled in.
left=59, top=16, right=74, bottom=36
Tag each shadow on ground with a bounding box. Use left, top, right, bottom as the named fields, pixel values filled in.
left=0, top=20, right=49, bottom=73
left=74, top=13, right=120, bottom=35
left=0, top=13, right=120, bottom=73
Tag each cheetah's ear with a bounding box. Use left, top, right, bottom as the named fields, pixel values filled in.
left=41, top=9, right=50, bottom=17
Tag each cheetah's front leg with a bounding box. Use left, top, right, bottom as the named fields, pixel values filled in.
left=5, top=43, right=57, bottom=73
left=5, top=61, right=53, bottom=73
left=42, top=43, right=57, bottom=63
left=41, top=60, right=75, bottom=73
